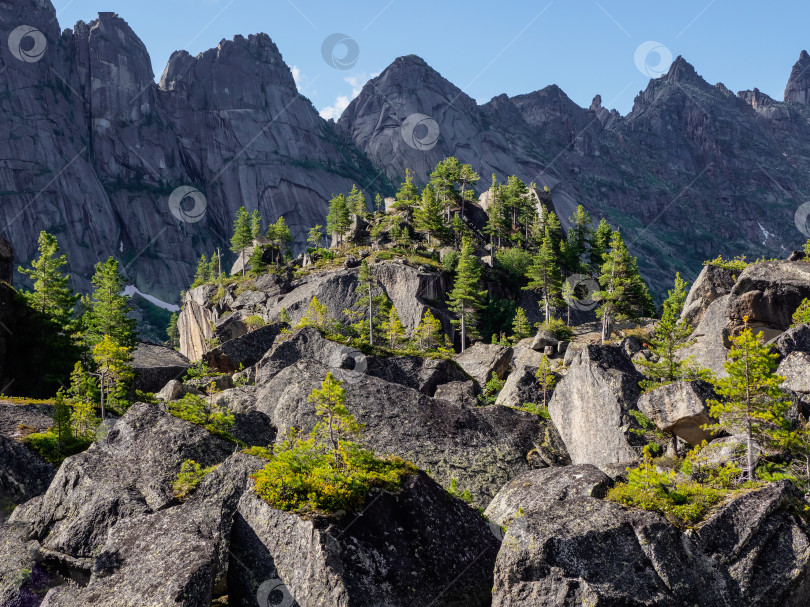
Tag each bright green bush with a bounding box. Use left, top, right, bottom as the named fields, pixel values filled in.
left=441, top=251, right=459, bottom=273
left=22, top=431, right=93, bottom=466
left=483, top=371, right=505, bottom=405
left=793, top=299, right=810, bottom=326
left=167, top=394, right=235, bottom=440
left=495, top=247, right=532, bottom=289
left=244, top=315, right=266, bottom=331
left=703, top=254, right=748, bottom=272
left=515, top=402, right=551, bottom=420
left=172, top=459, right=217, bottom=500
left=536, top=317, right=573, bottom=341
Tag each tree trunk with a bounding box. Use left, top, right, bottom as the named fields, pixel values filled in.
left=460, top=307, right=466, bottom=352
left=368, top=283, right=373, bottom=346
left=601, top=309, right=610, bottom=343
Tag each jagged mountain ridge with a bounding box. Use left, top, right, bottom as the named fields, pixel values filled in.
left=340, top=53, right=810, bottom=297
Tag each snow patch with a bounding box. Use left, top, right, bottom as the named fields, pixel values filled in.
left=119, top=241, right=123, bottom=253
left=123, top=285, right=180, bottom=312
left=757, top=222, right=772, bottom=246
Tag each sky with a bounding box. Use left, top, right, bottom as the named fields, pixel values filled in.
left=50, top=0, right=810, bottom=118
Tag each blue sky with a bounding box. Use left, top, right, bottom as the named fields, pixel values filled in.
left=51, top=0, right=810, bottom=118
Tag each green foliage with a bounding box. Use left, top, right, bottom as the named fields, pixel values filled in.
left=536, top=355, right=556, bottom=407
left=173, top=459, right=217, bottom=500
left=266, top=216, right=293, bottom=263
left=252, top=373, right=415, bottom=515
left=525, top=222, right=562, bottom=322
left=793, top=299, right=810, bottom=326
left=347, top=184, right=367, bottom=217
left=183, top=359, right=224, bottom=382
left=536, top=317, right=573, bottom=341
left=447, top=238, right=487, bottom=350
left=230, top=206, right=253, bottom=275
left=81, top=257, right=137, bottom=350
left=628, top=409, right=670, bottom=449
left=393, top=168, right=420, bottom=211
left=481, top=298, right=516, bottom=345
left=704, top=254, right=748, bottom=272
left=53, top=390, right=72, bottom=447
left=22, top=430, right=93, bottom=466
left=308, top=224, right=325, bottom=249
left=296, top=295, right=332, bottom=331
left=562, top=205, right=593, bottom=275
left=249, top=246, right=268, bottom=276
left=589, top=219, right=613, bottom=275
left=382, top=305, right=406, bottom=348
left=18, top=231, right=79, bottom=326
left=166, top=312, right=180, bottom=349
left=441, top=251, right=459, bottom=273
left=192, top=254, right=210, bottom=287
left=250, top=209, right=262, bottom=239
left=67, top=361, right=100, bottom=438
left=92, top=335, right=134, bottom=417
left=326, top=193, right=351, bottom=246
left=515, top=402, right=551, bottom=420
left=511, top=307, right=532, bottom=341
left=447, top=478, right=472, bottom=504
left=483, top=371, right=505, bottom=405
left=414, top=185, right=447, bottom=245
left=167, top=393, right=235, bottom=439
left=244, top=315, right=266, bottom=331
left=413, top=309, right=444, bottom=351
left=496, top=247, right=532, bottom=290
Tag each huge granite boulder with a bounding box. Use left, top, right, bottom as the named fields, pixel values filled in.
left=778, top=351, right=810, bottom=395
left=494, top=365, right=551, bottom=408
left=131, top=341, right=190, bottom=393
left=492, top=481, right=810, bottom=606
left=254, top=359, right=556, bottom=506
left=484, top=465, right=613, bottom=527
left=680, top=263, right=737, bottom=327
left=725, top=261, right=810, bottom=343
left=548, top=345, right=645, bottom=466
left=770, top=323, right=810, bottom=362
left=39, top=453, right=262, bottom=607
left=203, top=322, right=284, bottom=373
left=0, top=436, right=55, bottom=521
left=678, top=294, right=731, bottom=378
left=0, top=522, right=62, bottom=607
left=364, top=354, right=471, bottom=396
left=229, top=472, right=500, bottom=607
left=637, top=380, right=717, bottom=445
left=454, top=343, right=513, bottom=386
left=15, top=403, right=235, bottom=565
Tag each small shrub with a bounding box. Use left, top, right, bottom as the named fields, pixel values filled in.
left=167, top=394, right=235, bottom=440
left=495, top=247, right=532, bottom=289
left=244, top=315, right=266, bottom=331
left=536, top=317, right=573, bottom=341
left=515, top=402, right=551, bottom=420
left=704, top=254, right=748, bottom=272
left=793, top=298, right=810, bottom=326
left=22, top=430, right=93, bottom=466
left=447, top=478, right=473, bottom=504
left=441, top=251, right=459, bottom=272
left=483, top=372, right=505, bottom=405
left=172, top=459, right=217, bottom=500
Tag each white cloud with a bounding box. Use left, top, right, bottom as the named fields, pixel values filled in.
left=318, top=72, right=377, bottom=121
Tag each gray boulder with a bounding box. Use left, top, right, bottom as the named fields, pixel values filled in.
left=778, top=351, right=810, bottom=394
left=770, top=323, right=810, bottom=362
left=680, top=263, right=737, bottom=327
left=229, top=472, right=500, bottom=607
left=203, top=322, right=284, bottom=372
left=255, top=359, right=554, bottom=506
left=19, top=403, right=235, bottom=564
left=725, top=261, right=810, bottom=343
left=492, top=481, right=810, bottom=607
left=0, top=402, right=54, bottom=438
left=365, top=354, right=470, bottom=396
left=484, top=465, right=613, bottom=527
left=155, top=379, right=184, bottom=401
left=548, top=345, right=645, bottom=466
left=0, top=522, right=61, bottom=607
left=530, top=330, right=558, bottom=351
left=131, top=341, right=190, bottom=393
left=433, top=380, right=479, bottom=406
left=40, top=453, right=261, bottom=607
left=678, top=294, right=731, bottom=378
left=0, top=436, right=55, bottom=522
left=637, top=380, right=717, bottom=445
left=455, top=343, right=513, bottom=386
left=494, top=365, right=552, bottom=408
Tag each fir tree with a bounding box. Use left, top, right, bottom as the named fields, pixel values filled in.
left=207, top=253, right=220, bottom=282
left=484, top=174, right=506, bottom=254
left=326, top=194, right=351, bottom=246
left=53, top=390, right=72, bottom=448
left=525, top=231, right=562, bottom=322
left=374, top=193, right=384, bottom=214
left=192, top=254, right=209, bottom=287
left=249, top=246, right=268, bottom=276
left=82, top=257, right=137, bottom=350
left=414, top=309, right=443, bottom=351
left=230, top=207, right=253, bottom=276
left=430, top=157, right=462, bottom=221
left=382, top=305, right=406, bottom=348
left=267, top=216, right=292, bottom=264
left=705, top=322, right=792, bottom=482
left=297, top=296, right=330, bottom=331
left=250, top=209, right=262, bottom=240
left=347, top=184, right=367, bottom=216
left=447, top=238, right=487, bottom=351
left=309, top=372, right=361, bottom=466
left=67, top=361, right=99, bottom=438
left=91, top=335, right=133, bottom=421
left=307, top=225, right=325, bottom=249
left=356, top=260, right=383, bottom=345
left=458, top=163, right=480, bottom=219
left=167, top=312, right=180, bottom=349
left=414, top=185, right=446, bottom=246
left=450, top=212, right=465, bottom=249
left=561, top=279, right=575, bottom=326
left=595, top=230, right=654, bottom=342
left=18, top=231, right=78, bottom=326
left=512, top=307, right=531, bottom=340
left=536, top=354, right=557, bottom=408
left=589, top=218, right=612, bottom=271
left=393, top=168, right=420, bottom=212
left=563, top=205, right=592, bottom=275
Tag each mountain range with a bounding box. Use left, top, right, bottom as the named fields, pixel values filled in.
left=3, top=0, right=810, bottom=302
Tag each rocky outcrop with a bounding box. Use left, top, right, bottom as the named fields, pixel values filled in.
left=455, top=343, right=513, bottom=386
left=778, top=352, right=810, bottom=395
left=492, top=481, right=810, bottom=607
left=637, top=380, right=717, bottom=445
left=16, top=403, right=235, bottom=564
left=131, top=341, right=190, bottom=392
left=785, top=50, right=810, bottom=105
left=548, top=345, right=645, bottom=466
left=365, top=354, right=470, bottom=396
left=679, top=294, right=732, bottom=378
left=203, top=323, right=284, bottom=372
left=681, top=263, right=738, bottom=327
left=229, top=472, right=500, bottom=607
left=0, top=402, right=54, bottom=438
left=725, top=261, right=810, bottom=343
left=770, top=323, right=810, bottom=362
left=494, top=365, right=550, bottom=408
left=0, top=436, right=55, bottom=521
left=484, top=465, right=613, bottom=527
left=254, top=358, right=552, bottom=506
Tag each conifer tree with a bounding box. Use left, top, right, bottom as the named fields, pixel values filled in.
left=207, top=253, right=219, bottom=282
left=536, top=354, right=557, bottom=408
left=297, top=296, right=330, bottom=331
left=414, top=309, right=443, bottom=351
left=82, top=257, right=137, bottom=350
left=374, top=193, right=384, bottom=214
left=589, top=218, right=613, bottom=272
left=53, top=390, right=72, bottom=448
left=326, top=194, right=351, bottom=246
left=167, top=312, right=179, bottom=349
left=192, top=254, right=209, bottom=287
left=67, top=361, right=98, bottom=438
left=563, top=205, right=592, bottom=275
left=706, top=322, right=792, bottom=481
left=561, top=279, right=575, bottom=326
left=512, top=307, right=531, bottom=340
left=19, top=231, right=78, bottom=326
left=91, top=335, right=133, bottom=420
left=542, top=211, right=565, bottom=261
left=356, top=260, right=382, bottom=345
left=309, top=372, right=361, bottom=466
left=250, top=209, right=262, bottom=240
left=414, top=185, right=445, bottom=245
left=484, top=175, right=506, bottom=254
left=458, top=163, right=480, bottom=219
left=595, top=230, right=654, bottom=342
left=230, top=207, right=253, bottom=276
left=307, top=224, right=325, bottom=249
left=430, top=157, right=462, bottom=221
left=450, top=212, right=465, bottom=249
left=525, top=231, right=562, bottom=322
left=638, top=274, right=695, bottom=390
left=267, top=216, right=292, bottom=264
left=393, top=168, right=420, bottom=212
left=447, top=238, right=486, bottom=351
left=249, top=246, right=268, bottom=276
left=383, top=306, right=406, bottom=348
left=347, top=184, right=367, bottom=216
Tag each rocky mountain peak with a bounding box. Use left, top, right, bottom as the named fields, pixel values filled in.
left=784, top=49, right=810, bottom=104
left=664, top=55, right=705, bottom=86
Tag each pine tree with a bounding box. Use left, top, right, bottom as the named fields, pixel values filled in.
left=167, top=312, right=179, bottom=349
left=297, top=296, right=330, bottom=331
left=561, top=279, right=575, bottom=326
left=450, top=212, right=465, bottom=249
left=638, top=274, right=695, bottom=390
left=267, top=216, right=292, bottom=264
left=230, top=207, right=253, bottom=276
left=458, top=163, right=480, bottom=219
left=536, top=354, right=557, bottom=408
left=589, top=218, right=612, bottom=271
left=53, top=390, right=72, bottom=448
left=430, top=157, right=462, bottom=221
left=484, top=175, right=506, bottom=254
left=374, top=193, right=384, bottom=214
left=525, top=231, right=562, bottom=322
left=595, top=230, right=654, bottom=342
left=383, top=306, right=406, bottom=348
left=82, top=257, right=137, bottom=350
left=207, top=253, right=219, bottom=282
left=563, top=205, right=592, bottom=275
left=414, top=185, right=446, bottom=245
left=67, top=361, right=98, bottom=438
left=356, top=260, right=381, bottom=345
left=249, top=246, right=268, bottom=276
left=309, top=372, right=361, bottom=466
left=705, top=322, right=792, bottom=482
left=326, top=194, right=351, bottom=247
left=414, top=309, right=443, bottom=351
left=542, top=211, right=565, bottom=260
left=512, top=307, right=531, bottom=340
left=192, top=254, right=209, bottom=287
left=347, top=184, right=367, bottom=216
left=307, top=224, right=325, bottom=249
left=250, top=209, right=262, bottom=240
left=91, top=335, right=133, bottom=421
left=447, top=238, right=487, bottom=351
left=18, top=231, right=78, bottom=326
left=392, top=168, right=420, bottom=212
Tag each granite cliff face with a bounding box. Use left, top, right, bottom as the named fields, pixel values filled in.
left=0, top=2, right=383, bottom=301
